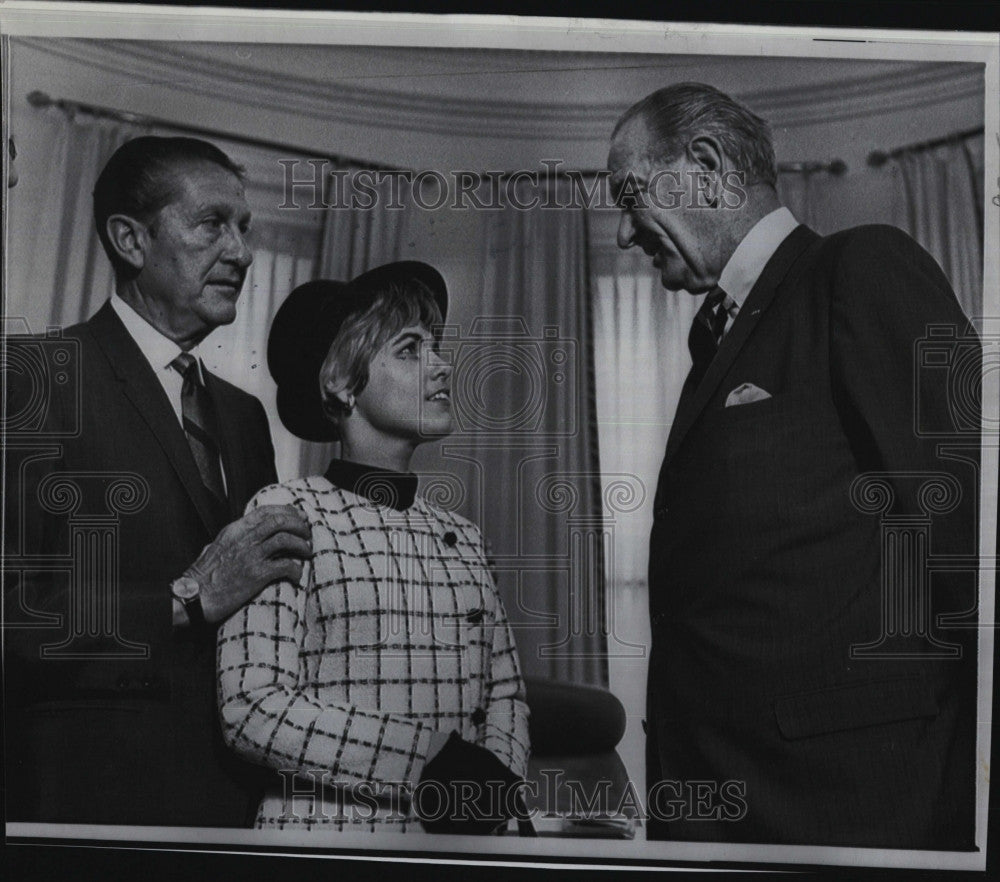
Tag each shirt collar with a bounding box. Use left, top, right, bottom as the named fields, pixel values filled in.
left=324, top=458, right=418, bottom=512
left=110, top=294, right=204, bottom=382
left=717, top=207, right=800, bottom=309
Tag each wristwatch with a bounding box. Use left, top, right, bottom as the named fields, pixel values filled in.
left=171, top=575, right=208, bottom=630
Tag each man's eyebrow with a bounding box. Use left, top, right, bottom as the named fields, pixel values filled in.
left=193, top=201, right=250, bottom=217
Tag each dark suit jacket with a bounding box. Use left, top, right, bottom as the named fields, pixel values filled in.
left=4, top=302, right=278, bottom=827
left=646, top=225, right=980, bottom=848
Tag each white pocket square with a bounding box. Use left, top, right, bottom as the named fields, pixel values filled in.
left=725, top=383, right=772, bottom=407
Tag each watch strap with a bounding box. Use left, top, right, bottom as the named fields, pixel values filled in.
left=180, top=593, right=208, bottom=631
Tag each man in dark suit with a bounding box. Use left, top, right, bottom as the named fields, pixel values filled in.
left=4, top=137, right=311, bottom=827
left=607, top=83, right=981, bottom=848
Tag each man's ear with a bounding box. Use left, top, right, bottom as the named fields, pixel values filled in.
left=105, top=214, right=148, bottom=273
left=687, top=135, right=725, bottom=173
left=687, top=136, right=728, bottom=207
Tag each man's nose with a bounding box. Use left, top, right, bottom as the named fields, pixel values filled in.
left=223, top=225, right=253, bottom=269
left=616, top=212, right=637, bottom=250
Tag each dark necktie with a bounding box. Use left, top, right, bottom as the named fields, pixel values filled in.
left=170, top=353, right=226, bottom=504
left=688, top=286, right=731, bottom=383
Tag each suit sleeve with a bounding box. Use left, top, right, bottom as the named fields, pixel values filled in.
left=479, top=588, right=531, bottom=778
left=828, top=225, right=980, bottom=574
left=217, top=484, right=435, bottom=787
left=250, top=396, right=279, bottom=488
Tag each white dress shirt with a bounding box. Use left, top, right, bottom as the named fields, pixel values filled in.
left=715, top=206, right=800, bottom=334
left=110, top=294, right=204, bottom=424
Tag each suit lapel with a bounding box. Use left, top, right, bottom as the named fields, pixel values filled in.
left=204, top=372, right=246, bottom=521
left=87, top=302, right=225, bottom=536
left=663, top=225, right=819, bottom=466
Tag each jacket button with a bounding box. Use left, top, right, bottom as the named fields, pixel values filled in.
left=471, top=707, right=487, bottom=726
left=466, top=608, right=484, bottom=625
left=141, top=677, right=154, bottom=690
left=116, top=676, right=130, bottom=690
left=443, top=531, right=457, bottom=547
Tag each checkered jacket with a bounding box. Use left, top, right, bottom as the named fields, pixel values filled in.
left=218, top=476, right=530, bottom=831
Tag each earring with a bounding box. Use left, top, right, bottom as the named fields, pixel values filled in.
left=345, top=394, right=355, bottom=414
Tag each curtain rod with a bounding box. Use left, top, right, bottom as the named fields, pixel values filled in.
left=26, top=91, right=403, bottom=175
left=27, top=90, right=847, bottom=180
left=868, top=126, right=984, bottom=167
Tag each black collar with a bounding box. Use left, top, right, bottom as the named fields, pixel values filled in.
left=324, top=459, right=418, bottom=511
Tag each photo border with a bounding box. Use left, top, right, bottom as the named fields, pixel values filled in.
left=2, top=2, right=997, bottom=876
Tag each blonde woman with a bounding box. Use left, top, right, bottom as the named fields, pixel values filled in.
left=218, top=262, right=530, bottom=834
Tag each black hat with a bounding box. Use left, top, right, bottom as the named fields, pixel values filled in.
left=268, top=261, right=448, bottom=442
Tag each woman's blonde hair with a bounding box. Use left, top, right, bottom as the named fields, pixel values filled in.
left=319, top=279, right=444, bottom=422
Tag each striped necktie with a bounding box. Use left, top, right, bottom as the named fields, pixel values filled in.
left=688, top=286, right=731, bottom=382
left=170, top=352, right=226, bottom=504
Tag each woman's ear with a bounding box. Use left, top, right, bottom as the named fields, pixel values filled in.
left=336, top=389, right=356, bottom=414
left=106, top=214, right=148, bottom=273
left=321, top=372, right=355, bottom=417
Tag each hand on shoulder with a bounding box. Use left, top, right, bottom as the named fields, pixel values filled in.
left=179, top=502, right=312, bottom=625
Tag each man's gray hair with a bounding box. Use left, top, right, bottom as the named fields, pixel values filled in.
left=614, top=82, right=777, bottom=187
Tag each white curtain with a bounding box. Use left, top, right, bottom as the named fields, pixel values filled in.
left=425, top=182, right=603, bottom=685
left=776, top=167, right=898, bottom=236
left=6, top=111, right=144, bottom=332
left=592, top=251, right=699, bottom=591
left=772, top=133, right=987, bottom=320
left=892, top=134, right=985, bottom=320
left=587, top=207, right=702, bottom=596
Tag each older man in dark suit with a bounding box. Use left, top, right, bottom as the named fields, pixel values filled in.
left=4, top=137, right=311, bottom=827
left=607, top=83, right=981, bottom=848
